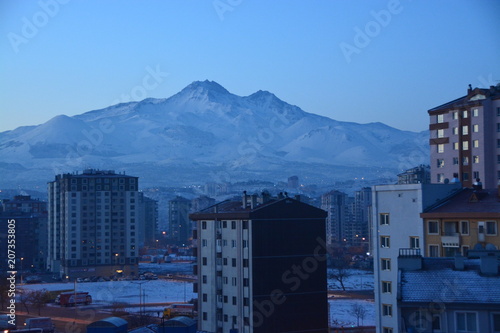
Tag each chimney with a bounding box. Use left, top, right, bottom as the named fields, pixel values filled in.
left=454, top=254, right=465, bottom=271
left=242, top=191, right=249, bottom=208
left=480, top=254, right=498, bottom=276
left=468, top=84, right=473, bottom=94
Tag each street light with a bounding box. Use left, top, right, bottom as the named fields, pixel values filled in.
left=131, top=280, right=150, bottom=319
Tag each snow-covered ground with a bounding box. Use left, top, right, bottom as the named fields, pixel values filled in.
left=328, top=269, right=374, bottom=290
left=22, top=279, right=196, bottom=305
left=329, top=299, right=375, bottom=327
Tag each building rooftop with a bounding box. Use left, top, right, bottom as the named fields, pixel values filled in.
left=421, top=188, right=500, bottom=218
left=428, top=85, right=500, bottom=114
left=401, top=257, right=500, bottom=304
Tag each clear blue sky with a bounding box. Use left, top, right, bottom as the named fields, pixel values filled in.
left=1, top=0, right=499, bottom=133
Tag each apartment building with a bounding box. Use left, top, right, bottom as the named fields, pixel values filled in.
left=421, top=187, right=500, bottom=257
left=47, top=169, right=139, bottom=280
left=168, top=196, right=192, bottom=246
left=190, top=192, right=328, bottom=333
left=371, top=183, right=461, bottom=333
left=428, top=85, right=500, bottom=188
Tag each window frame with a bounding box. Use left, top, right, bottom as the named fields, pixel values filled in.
left=486, top=221, right=497, bottom=236
left=380, top=236, right=390, bottom=248
left=380, top=213, right=390, bottom=226
left=455, top=311, right=478, bottom=333
left=381, top=258, right=391, bottom=271
left=382, top=304, right=392, bottom=317
left=382, top=281, right=392, bottom=293
left=428, top=244, right=440, bottom=257
left=428, top=221, right=439, bottom=235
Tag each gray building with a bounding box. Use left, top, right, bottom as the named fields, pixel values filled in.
left=47, top=169, right=139, bottom=280
left=428, top=85, right=500, bottom=189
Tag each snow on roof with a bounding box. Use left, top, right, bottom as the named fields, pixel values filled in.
left=401, top=258, right=500, bottom=304
left=87, top=316, right=128, bottom=328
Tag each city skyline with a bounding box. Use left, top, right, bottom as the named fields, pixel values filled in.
left=1, top=1, right=499, bottom=133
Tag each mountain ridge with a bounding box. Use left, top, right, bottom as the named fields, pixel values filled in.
left=0, top=80, right=429, bottom=189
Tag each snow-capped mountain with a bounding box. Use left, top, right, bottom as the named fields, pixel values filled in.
left=0, top=80, right=429, bottom=188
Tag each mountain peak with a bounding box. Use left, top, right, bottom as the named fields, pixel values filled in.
left=183, top=80, right=230, bottom=95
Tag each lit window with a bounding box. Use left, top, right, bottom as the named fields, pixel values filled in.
left=437, top=114, right=444, bottom=123
left=462, top=141, right=469, bottom=150
left=462, top=157, right=469, bottom=165
left=473, top=156, right=479, bottom=164
left=462, top=126, right=469, bottom=135
left=473, top=140, right=479, bottom=148
left=473, top=108, right=479, bottom=117
left=437, top=159, right=445, bottom=168
left=438, top=144, right=444, bottom=153
left=437, top=129, right=444, bottom=138
left=463, top=110, right=468, bottom=118
left=453, top=111, right=459, bottom=120
left=473, top=124, right=479, bottom=132
left=437, top=174, right=445, bottom=183
left=454, top=142, right=459, bottom=150
left=453, top=127, right=458, bottom=135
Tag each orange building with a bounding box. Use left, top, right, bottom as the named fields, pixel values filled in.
left=421, top=187, right=500, bottom=257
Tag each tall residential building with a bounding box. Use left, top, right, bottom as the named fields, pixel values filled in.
left=47, top=169, right=139, bottom=280
left=397, top=164, right=431, bottom=185
left=371, top=183, right=461, bottom=333
left=0, top=195, right=48, bottom=271
left=168, top=196, right=191, bottom=246
left=321, top=190, right=349, bottom=246
left=428, top=85, right=500, bottom=189
left=138, top=192, right=158, bottom=247
left=190, top=192, right=328, bottom=333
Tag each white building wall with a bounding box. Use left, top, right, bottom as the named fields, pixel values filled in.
left=372, top=183, right=461, bottom=333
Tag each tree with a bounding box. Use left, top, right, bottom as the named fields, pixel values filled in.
left=0, top=275, right=11, bottom=310
left=29, top=289, right=51, bottom=315
left=18, top=289, right=31, bottom=314
left=329, top=256, right=352, bottom=291
left=350, top=303, right=367, bottom=326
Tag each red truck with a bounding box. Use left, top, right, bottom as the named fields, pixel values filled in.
left=55, top=291, right=92, bottom=307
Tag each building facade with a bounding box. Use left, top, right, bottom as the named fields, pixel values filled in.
left=190, top=193, right=329, bottom=333
left=371, top=183, right=461, bottom=333
left=138, top=192, right=158, bottom=247
left=169, top=196, right=192, bottom=246
left=47, top=169, right=139, bottom=280
left=428, top=85, right=500, bottom=188
left=421, top=187, right=500, bottom=257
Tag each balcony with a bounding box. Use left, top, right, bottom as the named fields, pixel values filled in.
left=442, top=233, right=460, bottom=248
left=399, top=248, right=421, bottom=257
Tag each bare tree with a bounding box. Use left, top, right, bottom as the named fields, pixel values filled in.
left=350, top=303, right=367, bottom=326
left=18, top=289, right=31, bottom=314
left=29, top=289, right=51, bottom=315
left=0, top=276, right=10, bottom=310
left=329, top=256, right=352, bottom=291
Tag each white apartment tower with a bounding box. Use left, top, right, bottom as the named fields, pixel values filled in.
left=371, top=183, right=461, bottom=333
left=47, top=169, right=140, bottom=280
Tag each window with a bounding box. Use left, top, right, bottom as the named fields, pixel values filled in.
left=380, top=213, right=389, bottom=225
left=473, top=124, right=479, bottom=132
left=382, top=304, right=392, bottom=316
left=498, top=123, right=500, bottom=132
left=222, top=221, right=227, bottom=228
left=462, top=157, right=469, bottom=166
left=202, top=239, right=207, bottom=247
left=473, top=140, right=479, bottom=148
left=202, top=221, right=207, bottom=229
left=462, top=172, right=469, bottom=182
left=410, top=236, right=420, bottom=249
left=232, top=240, right=236, bottom=247
left=497, top=139, right=500, bottom=148
left=382, top=281, right=392, bottom=293
left=473, top=171, right=479, bottom=180
left=380, top=236, right=390, bottom=248
left=473, top=108, right=479, bottom=117
left=462, top=141, right=469, bottom=150
left=202, top=293, right=207, bottom=302
left=437, top=159, right=445, bottom=168
left=453, top=157, right=459, bottom=165
left=437, top=114, right=444, bottom=123
left=429, top=245, right=439, bottom=257
left=453, top=111, right=459, bottom=119
left=438, top=144, right=444, bottom=153
left=232, top=258, right=236, bottom=267
left=202, top=275, right=207, bottom=284
left=453, top=127, right=459, bottom=135
left=428, top=221, right=439, bottom=234
left=492, top=313, right=500, bottom=332
left=383, top=329, right=393, bottom=333
left=462, top=245, right=469, bottom=257
left=381, top=258, right=391, bottom=271
left=497, top=107, right=500, bottom=117
left=437, top=174, right=445, bottom=183
left=463, top=110, right=468, bottom=118
left=461, top=221, right=469, bottom=235
left=498, top=155, right=500, bottom=164
left=437, top=129, right=444, bottom=138
left=473, top=156, right=479, bottom=164
left=203, top=312, right=207, bottom=321
left=202, top=257, right=207, bottom=265
left=231, top=221, right=236, bottom=229
left=456, top=311, right=477, bottom=332
left=487, top=221, right=497, bottom=235
left=454, top=142, right=459, bottom=150
left=462, top=126, right=469, bottom=135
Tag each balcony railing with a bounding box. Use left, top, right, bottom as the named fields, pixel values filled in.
left=399, top=248, right=421, bottom=257
left=442, top=233, right=460, bottom=248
